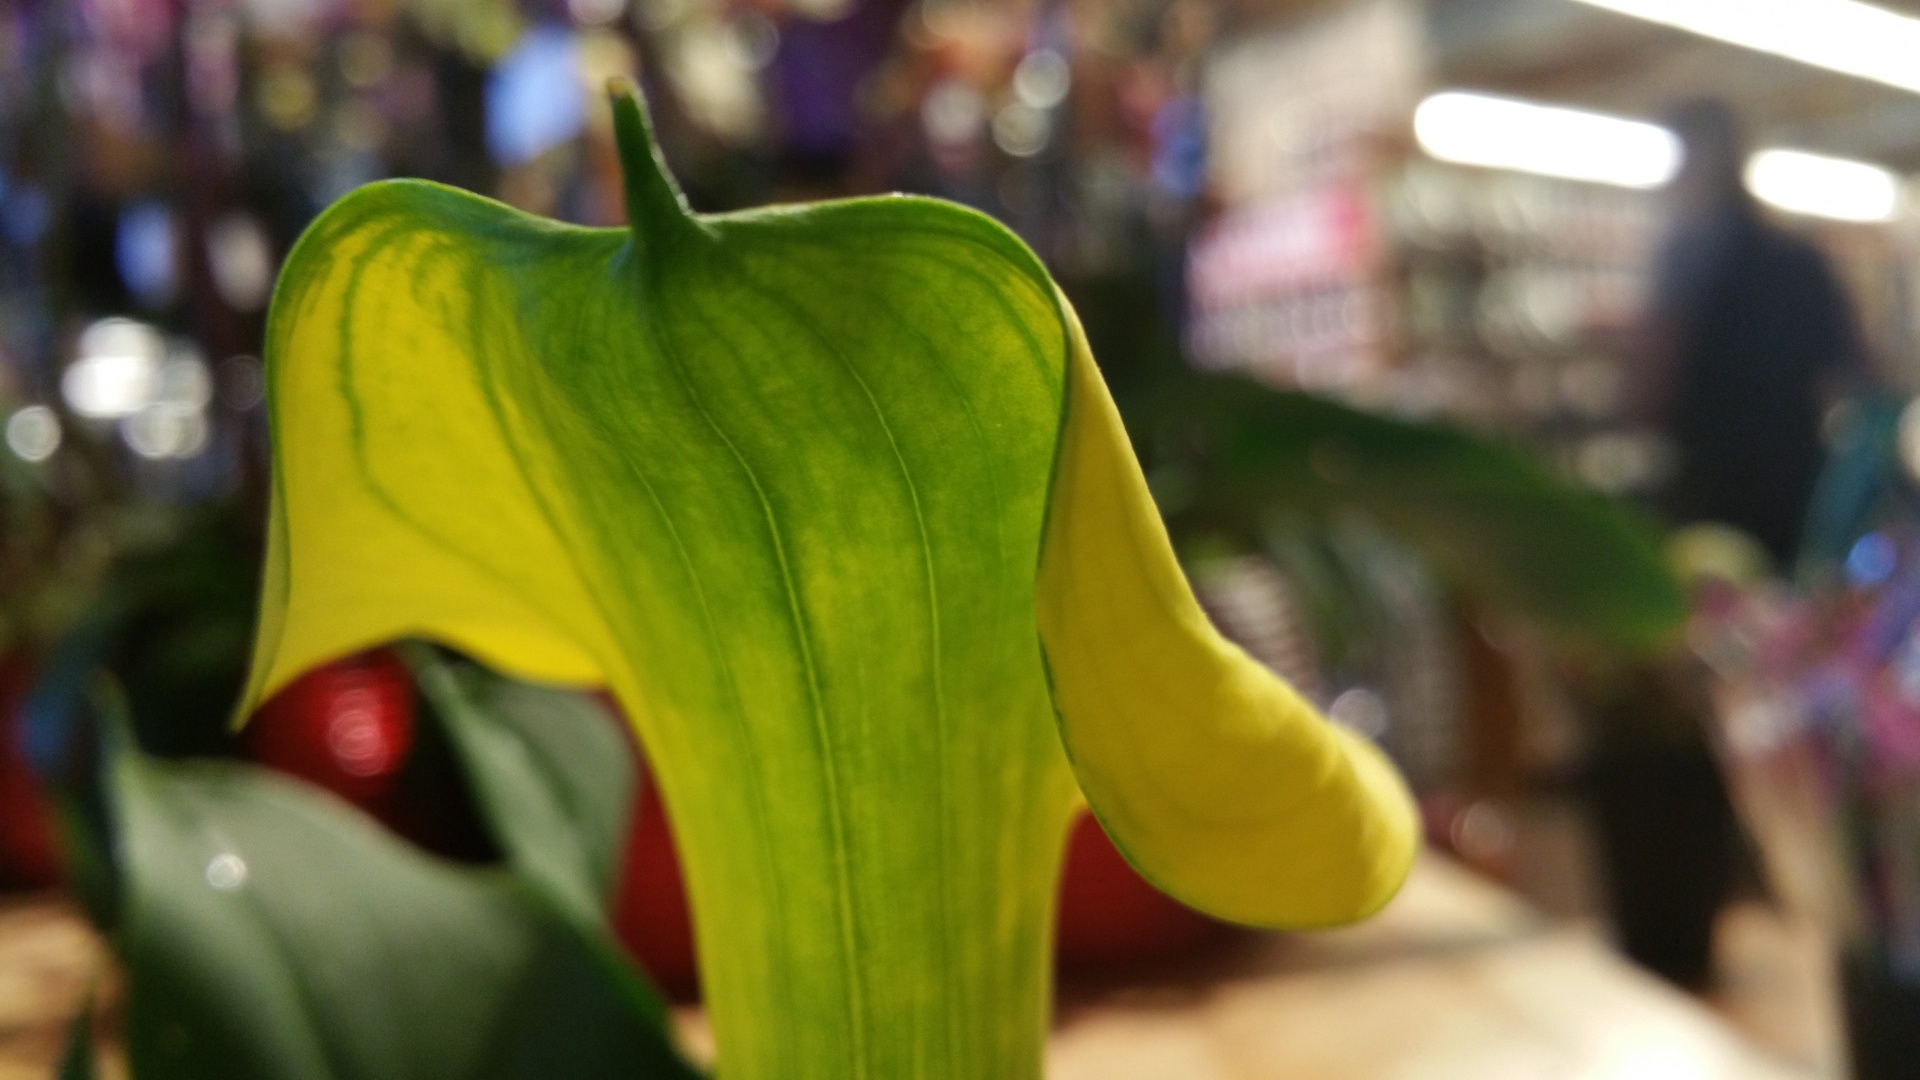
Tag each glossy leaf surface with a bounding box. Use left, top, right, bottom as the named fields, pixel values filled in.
left=240, top=84, right=1417, bottom=1077
left=26, top=615, right=694, bottom=1080
left=64, top=701, right=696, bottom=1080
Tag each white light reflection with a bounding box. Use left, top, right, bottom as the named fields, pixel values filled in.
left=207, top=213, right=275, bottom=312
left=922, top=80, right=986, bottom=148
left=220, top=355, right=266, bottom=411
left=567, top=0, right=627, bottom=25
left=156, top=345, right=214, bottom=410
left=4, top=406, right=61, bottom=463
left=1745, top=148, right=1901, bottom=221
left=205, top=852, right=248, bottom=891
left=1328, top=687, right=1388, bottom=740
left=63, top=318, right=164, bottom=419
left=327, top=689, right=399, bottom=778
left=1569, top=0, right=1920, bottom=95
left=121, top=404, right=210, bottom=460
left=1414, top=92, right=1681, bottom=189
left=1013, top=49, right=1071, bottom=110
left=992, top=103, right=1050, bottom=158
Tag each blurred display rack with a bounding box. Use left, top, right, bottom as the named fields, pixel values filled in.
left=1187, top=0, right=1920, bottom=501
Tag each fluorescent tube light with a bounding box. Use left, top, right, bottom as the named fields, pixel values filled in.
left=1413, top=91, right=1681, bottom=188
left=1744, top=148, right=1902, bottom=221
left=1569, top=0, right=1920, bottom=95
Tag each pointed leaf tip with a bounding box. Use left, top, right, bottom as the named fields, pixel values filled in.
left=606, top=80, right=696, bottom=248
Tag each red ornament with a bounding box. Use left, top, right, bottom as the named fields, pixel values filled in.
left=0, top=652, right=61, bottom=892
left=611, top=772, right=701, bottom=1001
left=244, top=648, right=415, bottom=809
left=1054, top=810, right=1224, bottom=968
left=604, top=789, right=1228, bottom=998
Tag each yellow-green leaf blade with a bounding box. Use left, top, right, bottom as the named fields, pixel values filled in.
left=1037, top=300, right=1419, bottom=928
left=251, top=171, right=1080, bottom=1078
left=246, top=85, right=1416, bottom=1078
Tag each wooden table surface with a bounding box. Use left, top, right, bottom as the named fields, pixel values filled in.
left=0, top=900, right=105, bottom=1080
left=1044, top=856, right=1822, bottom=1080
left=1, top=853, right=1822, bottom=1079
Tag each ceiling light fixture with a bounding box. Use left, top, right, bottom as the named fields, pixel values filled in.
left=1745, top=147, right=1902, bottom=221
left=1568, top=0, right=1920, bottom=94
left=1413, top=91, right=1682, bottom=188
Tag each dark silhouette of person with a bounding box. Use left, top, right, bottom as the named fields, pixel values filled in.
left=1647, top=99, right=1866, bottom=566
left=1590, top=100, right=1869, bottom=994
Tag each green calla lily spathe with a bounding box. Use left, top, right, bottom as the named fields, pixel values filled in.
left=238, top=82, right=1417, bottom=1078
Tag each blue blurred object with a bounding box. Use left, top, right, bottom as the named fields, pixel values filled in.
left=485, top=25, right=586, bottom=168
left=1, top=184, right=49, bottom=247
left=115, top=201, right=177, bottom=309
left=1151, top=94, right=1206, bottom=200
left=1802, top=393, right=1910, bottom=577
left=1849, top=532, right=1901, bottom=588
left=19, top=608, right=118, bottom=782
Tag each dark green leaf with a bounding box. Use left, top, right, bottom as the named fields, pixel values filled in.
left=400, top=644, right=632, bottom=929
left=67, top=701, right=696, bottom=1080
left=58, top=996, right=96, bottom=1080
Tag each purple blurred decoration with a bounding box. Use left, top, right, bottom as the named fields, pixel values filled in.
left=767, top=0, right=907, bottom=172
left=1151, top=94, right=1206, bottom=200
